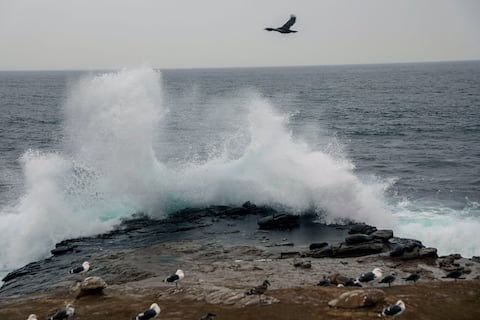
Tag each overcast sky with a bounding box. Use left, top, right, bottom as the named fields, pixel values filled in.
left=0, top=0, right=479, bottom=70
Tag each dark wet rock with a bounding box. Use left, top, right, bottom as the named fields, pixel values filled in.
left=348, top=223, right=377, bottom=235
left=269, top=242, right=294, bottom=247
left=389, top=245, right=406, bottom=257
left=51, top=244, right=78, bottom=256
left=307, top=246, right=334, bottom=258
left=370, top=229, right=394, bottom=241
left=280, top=252, right=302, bottom=259
left=333, top=240, right=385, bottom=258
left=309, top=242, right=328, bottom=250
left=419, top=247, right=438, bottom=258
left=328, top=289, right=385, bottom=308
left=242, top=201, right=256, bottom=210
left=293, top=260, right=311, bottom=269
left=345, top=234, right=373, bottom=244
left=471, top=256, right=480, bottom=263
left=257, top=213, right=300, bottom=230
left=388, top=237, right=424, bottom=259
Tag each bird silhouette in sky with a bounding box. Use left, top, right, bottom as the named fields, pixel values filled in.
left=265, top=15, right=297, bottom=34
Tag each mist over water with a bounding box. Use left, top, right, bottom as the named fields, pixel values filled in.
left=0, top=63, right=479, bottom=275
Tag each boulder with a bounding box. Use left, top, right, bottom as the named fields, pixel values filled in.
left=370, top=230, right=394, bottom=241
left=71, top=276, right=107, bottom=298
left=333, top=241, right=385, bottom=258
left=345, top=234, right=373, bottom=244
left=51, top=245, right=77, bottom=256
left=328, top=289, right=385, bottom=308
left=307, top=246, right=334, bottom=258
left=257, top=213, right=300, bottom=230
left=293, top=260, right=312, bottom=269
left=348, top=224, right=377, bottom=235
left=309, top=242, right=329, bottom=250
left=419, top=247, right=438, bottom=259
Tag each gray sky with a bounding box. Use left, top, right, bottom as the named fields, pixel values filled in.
left=0, top=0, right=479, bottom=70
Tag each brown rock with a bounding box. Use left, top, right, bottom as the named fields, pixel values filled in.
left=328, top=289, right=386, bottom=308
left=71, top=276, right=107, bottom=298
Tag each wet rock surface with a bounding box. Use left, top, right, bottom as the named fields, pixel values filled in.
left=2, top=204, right=480, bottom=320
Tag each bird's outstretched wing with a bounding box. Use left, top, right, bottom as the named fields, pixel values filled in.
left=281, top=15, right=296, bottom=30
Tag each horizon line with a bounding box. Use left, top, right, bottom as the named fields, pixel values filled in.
left=0, top=58, right=479, bottom=73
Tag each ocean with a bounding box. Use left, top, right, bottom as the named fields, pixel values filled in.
left=1, top=61, right=479, bottom=280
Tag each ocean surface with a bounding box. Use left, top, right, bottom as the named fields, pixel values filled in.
left=1, top=61, right=479, bottom=279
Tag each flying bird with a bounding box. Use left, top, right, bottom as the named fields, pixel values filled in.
left=265, top=14, right=297, bottom=33
left=47, top=304, right=75, bottom=320
left=379, top=300, right=406, bottom=317
left=379, top=272, right=396, bottom=287
left=69, top=261, right=90, bottom=277
left=164, top=269, right=185, bottom=288
left=246, top=279, right=271, bottom=303
left=135, top=303, right=161, bottom=320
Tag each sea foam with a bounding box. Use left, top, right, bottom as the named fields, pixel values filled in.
left=0, top=66, right=393, bottom=273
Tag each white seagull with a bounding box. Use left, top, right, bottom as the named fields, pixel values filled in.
left=379, top=300, right=406, bottom=317
left=164, top=269, right=184, bottom=288
left=358, top=267, right=383, bottom=283
left=47, top=304, right=75, bottom=320
left=136, top=303, right=161, bottom=320
left=69, top=261, right=90, bottom=277
left=27, top=315, right=38, bottom=320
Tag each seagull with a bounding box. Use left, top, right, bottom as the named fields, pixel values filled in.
left=47, top=304, right=75, bottom=320
left=164, top=269, right=184, bottom=288
left=199, top=312, right=216, bottom=320
left=265, top=14, right=297, bottom=34
left=379, top=272, right=396, bottom=287
left=403, top=273, right=420, bottom=284
left=379, top=300, right=406, bottom=317
left=135, top=303, right=161, bottom=320
left=69, top=261, right=90, bottom=277
left=317, top=275, right=331, bottom=286
left=27, top=315, right=38, bottom=320
left=358, top=267, right=383, bottom=284
left=245, top=280, right=271, bottom=303
left=442, top=270, right=465, bottom=281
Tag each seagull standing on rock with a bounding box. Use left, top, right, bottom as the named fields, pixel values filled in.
left=246, top=280, right=271, bottom=303
left=358, top=267, right=383, bottom=284
left=69, top=261, right=90, bottom=278
left=442, top=270, right=465, bottom=281
left=164, top=269, right=184, bottom=288
left=378, top=300, right=406, bottom=317
left=379, top=272, right=396, bottom=287
left=403, top=273, right=420, bottom=284
left=135, top=303, right=161, bottom=320
left=47, top=304, right=75, bottom=320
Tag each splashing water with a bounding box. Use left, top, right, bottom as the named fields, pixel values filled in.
left=393, top=199, right=480, bottom=257
left=0, top=66, right=393, bottom=274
